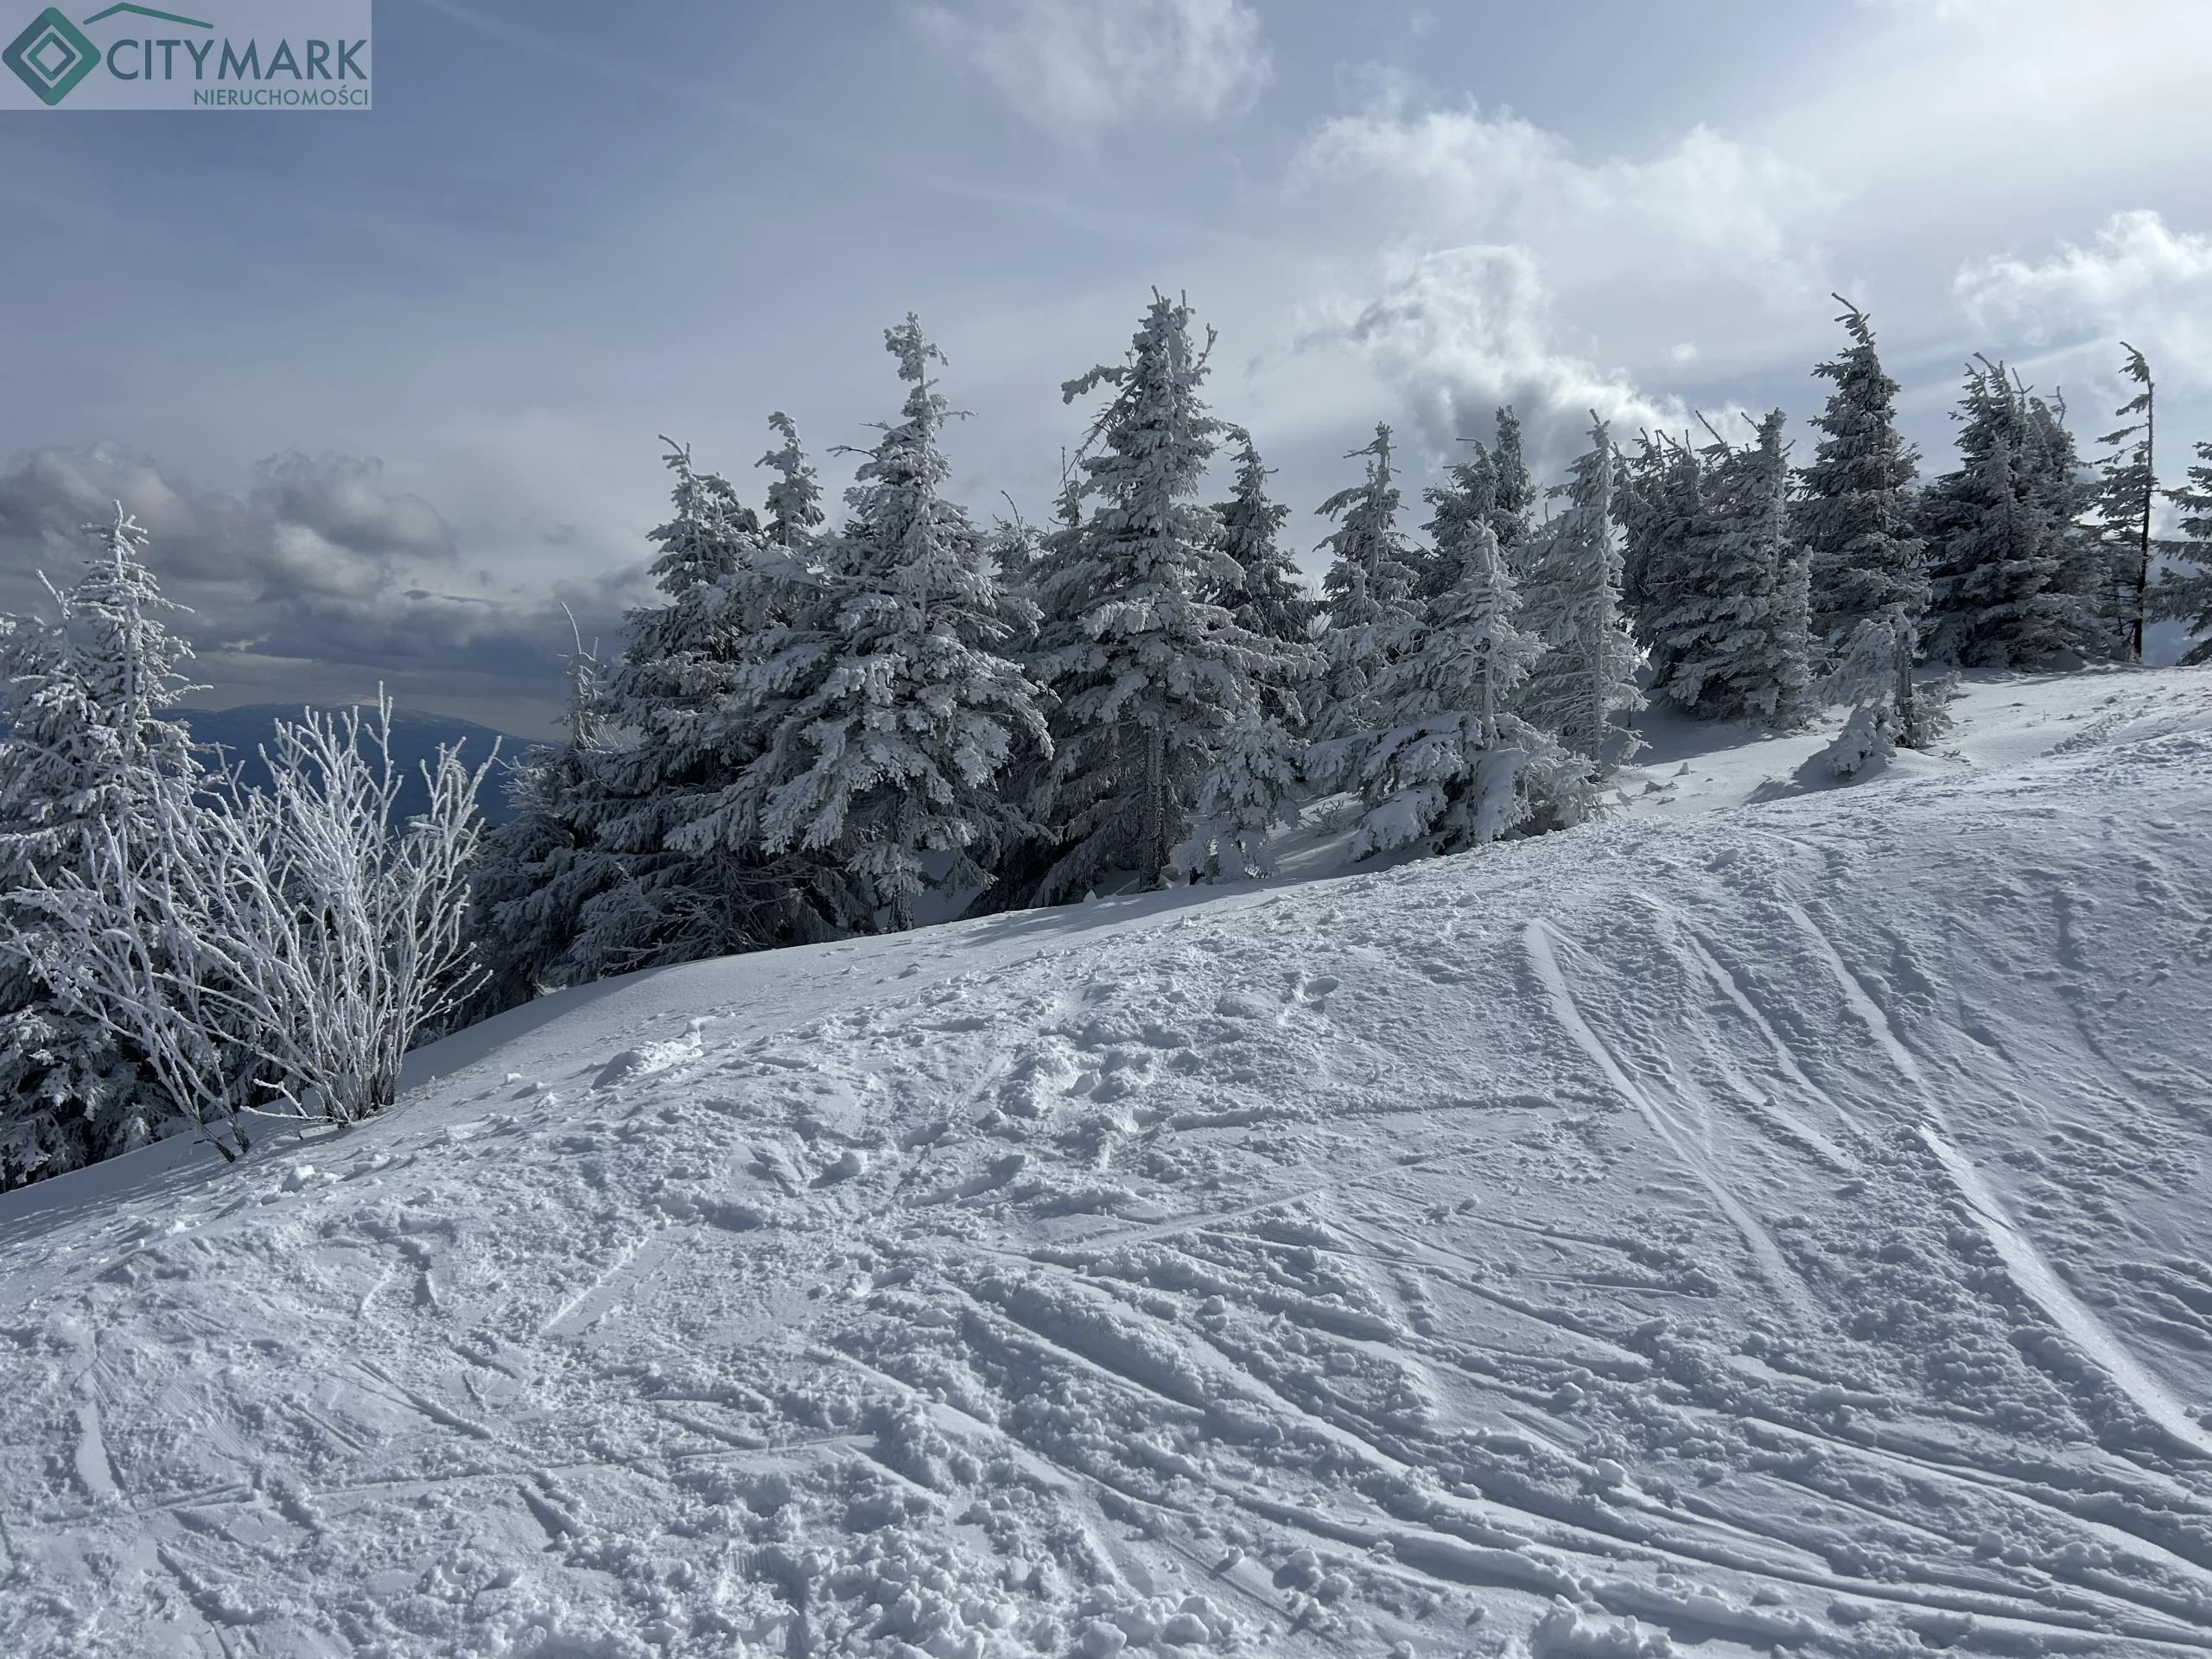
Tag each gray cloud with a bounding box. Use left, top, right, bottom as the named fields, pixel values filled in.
left=0, top=443, right=643, bottom=738
left=250, top=451, right=458, bottom=563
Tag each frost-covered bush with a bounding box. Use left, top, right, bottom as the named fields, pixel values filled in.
left=12, top=692, right=489, bottom=1162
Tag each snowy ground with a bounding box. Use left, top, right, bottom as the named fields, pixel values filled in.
left=5, top=669, right=2212, bottom=1659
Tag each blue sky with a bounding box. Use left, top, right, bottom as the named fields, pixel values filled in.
left=3, top=0, right=2209, bottom=734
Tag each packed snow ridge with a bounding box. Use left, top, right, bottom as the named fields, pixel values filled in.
left=4, top=668, right=2212, bottom=1659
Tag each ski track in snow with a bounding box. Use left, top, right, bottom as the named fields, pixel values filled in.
left=3, top=669, right=2212, bottom=1657
left=1920, top=1126, right=2212, bottom=1463
left=1522, top=918, right=1819, bottom=1330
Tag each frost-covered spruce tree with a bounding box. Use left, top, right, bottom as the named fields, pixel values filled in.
left=1518, top=415, right=1645, bottom=767
left=1618, top=430, right=1704, bottom=683
left=1795, top=299, right=1930, bottom=754
left=1654, top=413, right=1804, bottom=725
left=1031, top=292, right=1294, bottom=897
left=967, top=469, right=1082, bottom=914
left=1727, top=412, right=1815, bottom=725
left=1797, top=297, right=1925, bottom=650
left=2152, top=438, right=2212, bottom=663
left=562, top=441, right=826, bottom=978
left=731, top=317, right=1049, bottom=932
left=465, top=627, right=618, bottom=1015
left=983, top=504, right=1042, bottom=592
left=2025, top=387, right=2112, bottom=658
left=1919, top=360, right=2072, bottom=668
left=1491, top=404, right=1538, bottom=578
left=1213, top=425, right=1319, bottom=671
left=1166, top=706, right=1304, bottom=883
left=1421, top=442, right=1494, bottom=603
left=1819, top=607, right=1954, bottom=777
left=1773, top=511, right=1817, bottom=729
left=0, top=507, right=200, bottom=1188
left=1616, top=431, right=1663, bottom=624
left=1315, top=423, right=1425, bottom=738
left=2093, top=345, right=2157, bottom=663
left=1327, top=460, right=1590, bottom=860
left=759, top=410, right=826, bottom=557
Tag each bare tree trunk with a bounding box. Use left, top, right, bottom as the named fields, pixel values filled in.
left=2133, top=372, right=2155, bottom=662
left=1143, top=722, right=1167, bottom=884
left=893, top=791, right=918, bottom=933
left=1894, top=612, right=1920, bottom=748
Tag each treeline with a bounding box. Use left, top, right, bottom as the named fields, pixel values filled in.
left=7, top=290, right=2212, bottom=1187
left=467, top=293, right=2209, bottom=1007
left=463, top=297, right=1631, bottom=1011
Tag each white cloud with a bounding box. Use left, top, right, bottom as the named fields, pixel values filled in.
left=1297, top=97, right=1827, bottom=292
left=1954, top=210, right=2212, bottom=384
left=1289, top=245, right=1692, bottom=469
left=1268, top=93, right=1825, bottom=471
left=913, top=0, right=1270, bottom=137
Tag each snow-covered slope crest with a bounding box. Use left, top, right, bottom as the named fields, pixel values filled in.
left=6, top=671, right=2212, bottom=1658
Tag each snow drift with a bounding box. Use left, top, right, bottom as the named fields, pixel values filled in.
left=3, top=670, right=2212, bottom=1657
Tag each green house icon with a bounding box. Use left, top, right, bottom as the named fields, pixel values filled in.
left=3, top=8, right=100, bottom=105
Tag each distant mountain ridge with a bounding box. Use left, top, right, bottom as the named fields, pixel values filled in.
left=164, top=703, right=527, bottom=826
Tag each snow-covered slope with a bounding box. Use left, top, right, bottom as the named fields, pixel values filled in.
left=6, top=671, right=2212, bottom=1659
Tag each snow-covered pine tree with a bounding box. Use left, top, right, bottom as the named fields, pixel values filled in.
left=1819, top=605, right=1954, bottom=777
left=1641, top=420, right=1750, bottom=717
left=1413, top=461, right=1532, bottom=749
left=2024, top=386, right=2113, bottom=658
left=1742, top=411, right=1816, bottom=727
left=2152, top=438, right=2212, bottom=663
left=729, top=316, right=1049, bottom=932
left=1213, top=424, right=1319, bottom=676
left=0, top=506, right=200, bottom=1187
left=1640, top=412, right=1810, bottom=726
left=1618, top=430, right=1704, bottom=686
left=1030, top=291, right=1298, bottom=897
left=1315, top=423, right=1424, bottom=738
left=965, top=470, right=1083, bottom=914
left=1794, top=297, right=1930, bottom=755
left=1166, top=706, right=1303, bottom=882
left=465, top=623, right=617, bottom=1015
left=1797, top=296, right=1925, bottom=651
left=1773, top=518, right=1817, bottom=731
left=1618, top=431, right=1662, bottom=623
left=1328, top=459, right=1591, bottom=859
left=2093, top=346, right=2157, bottom=663
left=1491, top=404, right=1538, bottom=579
left=560, top=441, right=827, bottom=979
left=1421, top=441, right=1494, bottom=603
left=1518, top=415, right=1646, bottom=766
left=983, top=503, right=1042, bottom=593
left=1919, top=359, right=2073, bottom=668
left=759, top=410, right=826, bottom=557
